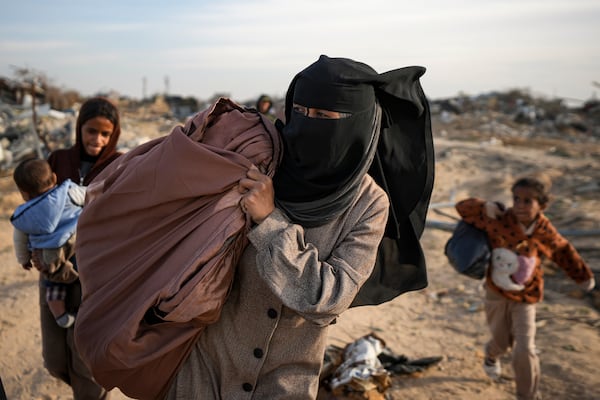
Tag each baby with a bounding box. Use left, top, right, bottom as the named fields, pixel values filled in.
left=10, top=158, right=85, bottom=328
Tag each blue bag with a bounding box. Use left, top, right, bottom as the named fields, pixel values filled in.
left=444, top=221, right=490, bottom=279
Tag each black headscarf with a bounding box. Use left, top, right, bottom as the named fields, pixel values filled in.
left=274, top=55, right=435, bottom=305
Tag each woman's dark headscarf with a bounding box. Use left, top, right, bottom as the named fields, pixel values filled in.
left=274, top=55, right=435, bottom=305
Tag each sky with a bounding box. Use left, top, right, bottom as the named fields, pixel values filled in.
left=1, top=0, right=599, bottom=104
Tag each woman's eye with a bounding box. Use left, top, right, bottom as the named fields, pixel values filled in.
left=316, top=111, right=345, bottom=119
left=292, top=105, right=307, bottom=115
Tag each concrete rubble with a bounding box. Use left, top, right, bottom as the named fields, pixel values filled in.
left=0, top=95, right=194, bottom=172
left=430, top=90, right=600, bottom=148
left=3, top=88, right=599, bottom=174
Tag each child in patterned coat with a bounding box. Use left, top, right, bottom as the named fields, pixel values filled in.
left=455, top=174, right=595, bottom=400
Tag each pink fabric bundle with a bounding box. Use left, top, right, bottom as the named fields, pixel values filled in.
left=74, top=98, right=281, bottom=399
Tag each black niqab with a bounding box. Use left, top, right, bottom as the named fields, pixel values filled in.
left=273, top=58, right=382, bottom=226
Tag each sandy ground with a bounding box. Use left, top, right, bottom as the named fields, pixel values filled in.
left=0, top=116, right=599, bottom=399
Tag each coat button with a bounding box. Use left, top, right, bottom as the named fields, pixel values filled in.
left=267, top=308, right=278, bottom=319
left=253, top=348, right=264, bottom=358
left=242, top=382, right=253, bottom=392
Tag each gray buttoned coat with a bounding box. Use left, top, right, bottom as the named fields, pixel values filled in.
left=167, top=174, right=389, bottom=400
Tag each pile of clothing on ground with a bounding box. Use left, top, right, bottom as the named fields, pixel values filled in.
left=318, top=333, right=442, bottom=400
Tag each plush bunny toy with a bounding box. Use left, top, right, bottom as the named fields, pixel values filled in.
left=490, top=248, right=525, bottom=291
left=490, top=248, right=537, bottom=291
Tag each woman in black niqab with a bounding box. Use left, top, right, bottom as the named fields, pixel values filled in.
left=165, top=55, right=434, bottom=399
left=273, top=55, right=435, bottom=305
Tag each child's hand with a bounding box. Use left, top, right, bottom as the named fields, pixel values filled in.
left=578, top=277, right=596, bottom=292
left=21, top=262, right=33, bottom=271
left=485, top=201, right=505, bottom=219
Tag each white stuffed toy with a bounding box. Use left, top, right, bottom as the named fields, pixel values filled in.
left=490, top=248, right=525, bottom=291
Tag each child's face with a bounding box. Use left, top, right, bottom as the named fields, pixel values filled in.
left=512, top=186, right=544, bottom=226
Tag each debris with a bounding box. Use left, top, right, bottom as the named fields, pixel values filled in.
left=561, top=344, right=577, bottom=352
left=319, top=334, right=442, bottom=399
left=326, top=333, right=390, bottom=397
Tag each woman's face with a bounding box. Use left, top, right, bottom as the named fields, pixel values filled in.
left=81, top=116, right=114, bottom=156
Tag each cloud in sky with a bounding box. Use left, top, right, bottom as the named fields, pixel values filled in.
left=1, top=0, right=599, bottom=102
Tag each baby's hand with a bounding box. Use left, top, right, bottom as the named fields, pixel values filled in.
left=578, top=277, right=596, bottom=292
left=485, top=201, right=505, bottom=219
left=31, top=249, right=50, bottom=273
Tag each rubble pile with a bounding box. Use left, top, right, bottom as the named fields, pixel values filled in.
left=0, top=102, right=75, bottom=172
left=431, top=90, right=600, bottom=152
left=0, top=99, right=184, bottom=174
left=2, top=88, right=599, bottom=175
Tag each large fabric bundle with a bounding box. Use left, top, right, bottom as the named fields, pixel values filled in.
left=74, top=98, right=281, bottom=399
